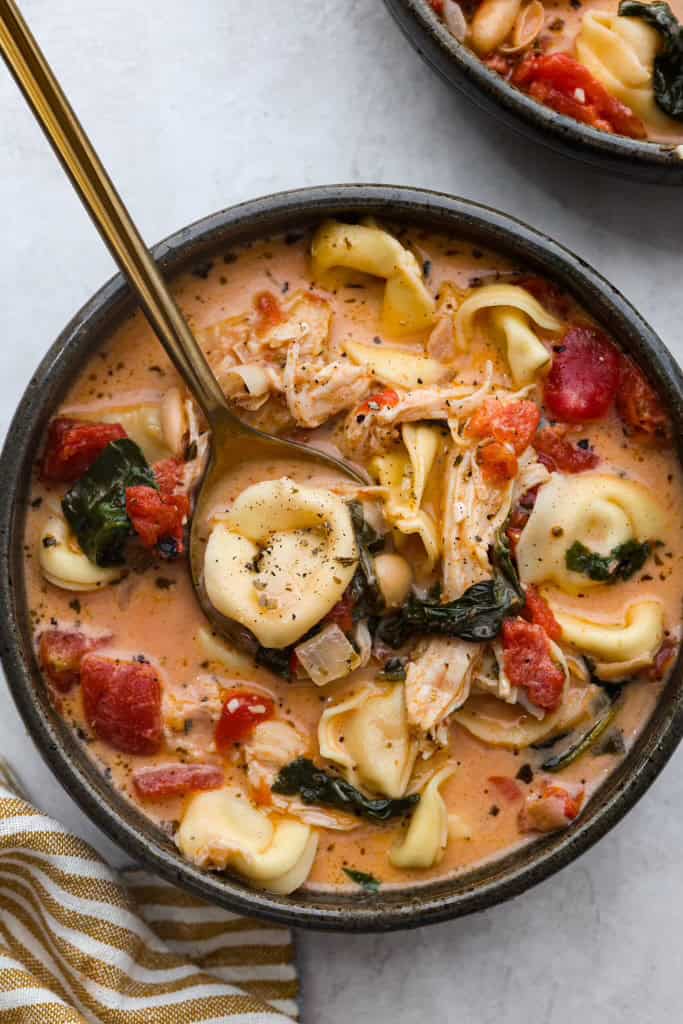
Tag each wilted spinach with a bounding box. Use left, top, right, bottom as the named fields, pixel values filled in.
left=343, top=868, right=381, bottom=892
left=565, top=539, right=653, bottom=583
left=619, top=1, right=683, bottom=118
left=272, top=758, right=419, bottom=822
left=62, top=439, right=156, bottom=566
left=376, top=656, right=408, bottom=682
left=346, top=500, right=384, bottom=620
left=374, top=574, right=523, bottom=648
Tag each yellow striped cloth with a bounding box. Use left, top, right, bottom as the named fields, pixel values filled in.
left=0, top=766, right=299, bottom=1022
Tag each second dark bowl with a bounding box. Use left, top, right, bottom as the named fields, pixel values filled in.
left=1, top=184, right=682, bottom=930
left=384, top=0, right=683, bottom=184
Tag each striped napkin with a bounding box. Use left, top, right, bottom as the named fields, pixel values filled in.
left=0, top=764, right=299, bottom=1022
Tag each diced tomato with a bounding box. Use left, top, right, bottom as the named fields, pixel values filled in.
left=252, top=777, right=274, bottom=807
left=502, top=617, right=565, bottom=712
left=522, top=585, right=562, bottom=642
left=214, top=691, right=275, bottom=749
left=513, top=53, right=646, bottom=139
left=514, top=276, right=572, bottom=320
left=355, top=389, right=400, bottom=419
left=542, top=782, right=584, bottom=821
left=428, top=0, right=444, bottom=12
left=153, top=458, right=185, bottom=495
left=616, top=358, right=671, bottom=440
left=81, top=654, right=162, bottom=754
left=534, top=426, right=599, bottom=473
left=489, top=776, right=522, bottom=802
left=544, top=325, right=621, bottom=423
left=254, top=291, right=284, bottom=335
left=41, top=418, right=127, bottom=483
left=39, top=630, right=107, bottom=693
left=325, top=591, right=355, bottom=634
left=485, top=53, right=516, bottom=78
left=126, top=486, right=190, bottom=555
left=478, top=441, right=519, bottom=485
left=519, top=781, right=585, bottom=832
left=467, top=398, right=541, bottom=454
left=132, top=763, right=223, bottom=800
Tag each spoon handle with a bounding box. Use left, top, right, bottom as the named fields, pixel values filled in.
left=0, top=0, right=228, bottom=423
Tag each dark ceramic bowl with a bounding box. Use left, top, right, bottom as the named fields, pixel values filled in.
left=1, top=184, right=682, bottom=931
left=384, top=0, right=683, bottom=184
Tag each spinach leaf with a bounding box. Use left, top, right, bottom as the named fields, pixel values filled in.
left=619, top=1, right=683, bottom=119
left=565, top=539, right=653, bottom=583
left=255, top=644, right=293, bottom=680
left=343, top=868, right=381, bottom=892
left=492, top=526, right=524, bottom=598
left=375, top=574, right=523, bottom=649
left=62, top=439, right=156, bottom=566
left=541, top=687, right=623, bottom=772
left=272, top=758, right=419, bottom=822
left=346, top=500, right=384, bottom=620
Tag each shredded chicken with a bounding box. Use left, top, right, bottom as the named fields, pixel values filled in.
left=283, top=341, right=370, bottom=427
left=471, top=643, right=519, bottom=705
left=405, top=637, right=482, bottom=734
left=162, top=674, right=223, bottom=759
left=519, top=780, right=585, bottom=834
left=441, top=445, right=514, bottom=600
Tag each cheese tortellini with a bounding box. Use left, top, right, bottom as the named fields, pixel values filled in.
left=455, top=283, right=561, bottom=384
left=576, top=10, right=673, bottom=130
left=343, top=338, right=448, bottom=389
left=370, top=423, right=442, bottom=570
left=204, top=478, right=358, bottom=648
left=39, top=514, right=123, bottom=591
left=80, top=387, right=189, bottom=463
left=311, top=220, right=436, bottom=336
left=454, top=686, right=596, bottom=749
left=554, top=600, right=664, bottom=664
left=517, top=473, right=665, bottom=593
left=318, top=684, right=417, bottom=799
left=176, top=788, right=317, bottom=895
left=390, top=764, right=455, bottom=869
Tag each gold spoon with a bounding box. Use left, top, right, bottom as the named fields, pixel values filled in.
left=0, top=0, right=364, bottom=642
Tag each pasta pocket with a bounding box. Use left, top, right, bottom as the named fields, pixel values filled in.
left=204, top=478, right=358, bottom=649
left=311, top=220, right=436, bottom=336
left=176, top=788, right=317, bottom=895
left=454, top=686, right=596, bottom=749
left=455, top=283, right=561, bottom=384
left=318, top=684, right=417, bottom=798
left=390, top=764, right=456, bottom=869
left=554, top=600, right=664, bottom=664
left=517, top=473, right=665, bottom=593
left=576, top=11, right=673, bottom=130
left=39, top=514, right=123, bottom=591
left=370, top=423, right=442, bottom=570
left=82, top=396, right=185, bottom=463
left=343, top=338, right=449, bottom=389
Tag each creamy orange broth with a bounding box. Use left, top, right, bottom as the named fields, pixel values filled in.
left=24, top=227, right=683, bottom=893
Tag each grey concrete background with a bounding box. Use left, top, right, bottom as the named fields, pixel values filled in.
left=0, top=2, right=681, bottom=1021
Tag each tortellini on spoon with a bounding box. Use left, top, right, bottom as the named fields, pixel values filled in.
left=311, top=220, right=436, bottom=336
left=455, top=283, right=561, bottom=384
left=204, top=478, right=358, bottom=649
left=517, top=473, right=665, bottom=594
left=318, top=683, right=417, bottom=799
left=176, top=787, right=317, bottom=895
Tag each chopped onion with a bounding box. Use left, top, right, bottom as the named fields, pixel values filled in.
left=443, top=0, right=467, bottom=42
left=222, top=363, right=272, bottom=397
left=295, top=623, right=361, bottom=686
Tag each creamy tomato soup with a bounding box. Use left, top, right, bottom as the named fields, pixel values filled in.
left=26, top=220, right=682, bottom=896
left=429, top=0, right=683, bottom=144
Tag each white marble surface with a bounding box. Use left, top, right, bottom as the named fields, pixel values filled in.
left=0, top=2, right=681, bottom=1021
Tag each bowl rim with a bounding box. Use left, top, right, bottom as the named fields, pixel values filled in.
left=383, top=0, right=683, bottom=184
left=1, top=182, right=682, bottom=932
